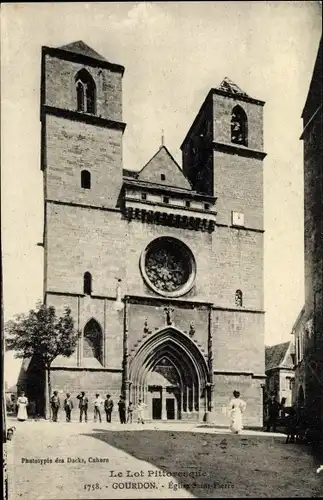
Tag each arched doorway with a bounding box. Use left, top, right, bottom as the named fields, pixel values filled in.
left=128, top=327, right=209, bottom=421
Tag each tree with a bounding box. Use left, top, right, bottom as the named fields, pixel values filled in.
left=5, top=302, right=79, bottom=419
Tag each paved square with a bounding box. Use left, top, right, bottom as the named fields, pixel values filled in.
left=6, top=419, right=323, bottom=499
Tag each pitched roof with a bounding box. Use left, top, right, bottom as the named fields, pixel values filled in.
left=137, top=146, right=192, bottom=190
left=58, top=41, right=108, bottom=62
left=216, top=77, right=249, bottom=97
left=265, top=341, right=294, bottom=372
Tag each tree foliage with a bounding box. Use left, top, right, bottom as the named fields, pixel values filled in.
left=5, top=302, right=79, bottom=367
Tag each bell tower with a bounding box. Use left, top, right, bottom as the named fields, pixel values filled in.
left=181, top=78, right=266, bottom=426
left=181, top=77, right=266, bottom=230
left=40, top=40, right=126, bottom=297
left=40, top=40, right=126, bottom=210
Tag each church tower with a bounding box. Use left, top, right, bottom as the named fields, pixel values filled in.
left=181, top=78, right=266, bottom=425
left=41, top=41, right=125, bottom=212
left=40, top=41, right=127, bottom=398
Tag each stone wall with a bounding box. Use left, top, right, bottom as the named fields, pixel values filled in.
left=213, top=152, right=264, bottom=229
left=45, top=115, right=123, bottom=209
left=211, top=373, right=263, bottom=428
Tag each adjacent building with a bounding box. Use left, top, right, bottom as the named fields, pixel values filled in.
left=290, top=306, right=306, bottom=407
left=23, top=40, right=266, bottom=425
left=265, top=341, right=295, bottom=407
left=293, top=38, right=322, bottom=436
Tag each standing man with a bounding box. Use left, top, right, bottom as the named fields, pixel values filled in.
left=50, top=391, right=61, bottom=422
left=266, top=395, right=280, bottom=432
left=136, top=399, right=147, bottom=424
left=93, top=393, right=104, bottom=423
left=77, top=392, right=88, bottom=423
left=117, top=396, right=126, bottom=424
left=127, top=402, right=134, bottom=423
left=104, top=394, right=114, bottom=423
left=63, top=393, right=74, bottom=422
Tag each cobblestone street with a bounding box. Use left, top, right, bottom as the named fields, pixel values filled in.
left=6, top=418, right=323, bottom=499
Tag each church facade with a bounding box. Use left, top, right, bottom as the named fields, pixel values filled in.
left=38, top=40, right=266, bottom=425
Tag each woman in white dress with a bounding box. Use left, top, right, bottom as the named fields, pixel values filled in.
left=17, top=391, right=28, bottom=422
left=227, top=390, right=246, bottom=434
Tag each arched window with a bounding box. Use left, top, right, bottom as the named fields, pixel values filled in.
left=83, top=272, right=92, bottom=295
left=81, top=170, right=91, bottom=189
left=83, top=319, right=103, bottom=364
left=75, top=69, right=96, bottom=114
left=231, top=105, right=248, bottom=146
left=235, top=289, right=243, bottom=307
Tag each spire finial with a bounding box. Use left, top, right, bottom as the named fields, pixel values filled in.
left=161, top=129, right=164, bottom=147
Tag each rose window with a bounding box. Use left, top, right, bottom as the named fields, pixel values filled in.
left=140, top=237, right=196, bottom=297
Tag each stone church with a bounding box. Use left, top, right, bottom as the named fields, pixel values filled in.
left=33, top=40, right=266, bottom=425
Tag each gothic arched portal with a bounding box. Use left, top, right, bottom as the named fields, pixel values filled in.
left=128, top=327, right=209, bottom=421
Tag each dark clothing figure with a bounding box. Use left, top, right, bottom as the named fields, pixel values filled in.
left=285, top=408, right=297, bottom=443
left=296, top=406, right=307, bottom=442
left=104, top=396, right=114, bottom=423
left=266, top=399, right=280, bottom=432
left=279, top=398, right=286, bottom=420
left=50, top=392, right=60, bottom=422
left=118, top=397, right=126, bottom=424
left=64, top=395, right=74, bottom=422
left=79, top=406, right=88, bottom=422
left=127, top=403, right=133, bottom=423
left=28, top=400, right=36, bottom=418
left=77, top=393, right=89, bottom=423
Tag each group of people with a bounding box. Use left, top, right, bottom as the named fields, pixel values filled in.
left=49, top=392, right=148, bottom=424
left=16, top=388, right=246, bottom=431
left=15, top=389, right=148, bottom=424
left=15, top=388, right=264, bottom=437
left=16, top=387, right=248, bottom=435
left=14, top=388, right=314, bottom=442
left=265, top=394, right=310, bottom=443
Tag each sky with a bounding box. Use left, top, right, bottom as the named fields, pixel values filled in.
left=1, top=1, right=322, bottom=386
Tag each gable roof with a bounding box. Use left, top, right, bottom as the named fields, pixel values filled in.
left=265, top=341, right=294, bottom=372
left=216, top=77, right=249, bottom=97
left=58, top=41, right=108, bottom=62
left=137, top=146, right=192, bottom=190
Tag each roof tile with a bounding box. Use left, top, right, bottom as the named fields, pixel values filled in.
left=58, top=40, right=108, bottom=62
left=265, top=341, right=293, bottom=371
left=216, top=77, right=249, bottom=97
